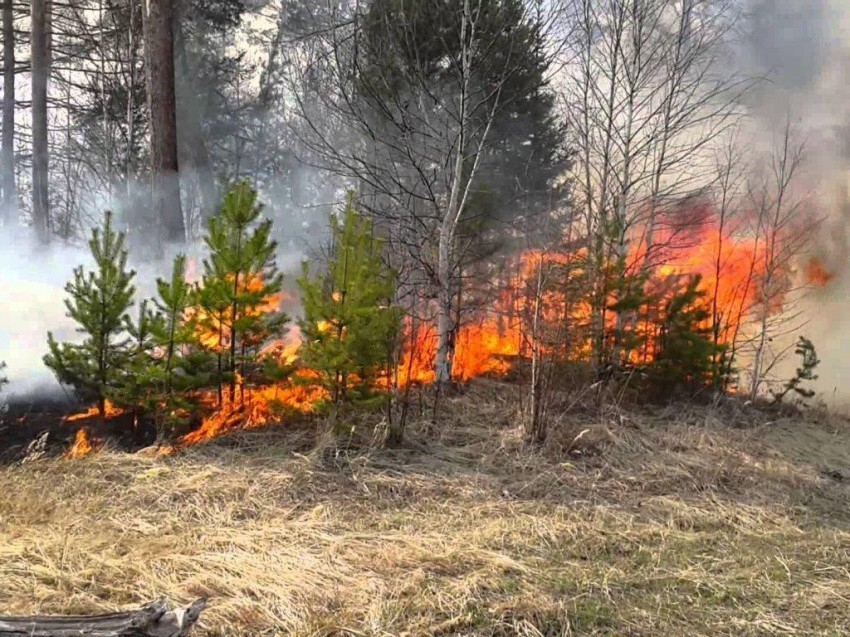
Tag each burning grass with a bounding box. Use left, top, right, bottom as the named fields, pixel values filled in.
left=1, top=384, right=850, bottom=635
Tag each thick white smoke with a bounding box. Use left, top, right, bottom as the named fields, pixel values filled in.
left=740, top=0, right=850, bottom=404
left=0, top=228, right=91, bottom=397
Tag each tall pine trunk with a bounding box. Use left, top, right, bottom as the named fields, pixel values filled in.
left=144, top=0, right=185, bottom=244
left=173, top=7, right=217, bottom=225
left=126, top=0, right=136, bottom=198
left=1, top=0, right=15, bottom=226
left=31, top=0, right=50, bottom=242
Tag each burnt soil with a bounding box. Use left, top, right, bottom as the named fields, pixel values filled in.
left=0, top=395, right=153, bottom=463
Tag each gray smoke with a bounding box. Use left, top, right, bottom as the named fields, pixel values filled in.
left=0, top=172, right=333, bottom=400
left=740, top=0, right=850, bottom=403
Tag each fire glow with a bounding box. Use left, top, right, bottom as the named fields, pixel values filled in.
left=62, top=200, right=824, bottom=455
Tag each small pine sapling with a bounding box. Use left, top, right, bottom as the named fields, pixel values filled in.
left=110, top=300, right=158, bottom=435
left=772, top=336, right=820, bottom=405
left=651, top=275, right=724, bottom=395
left=297, top=191, right=402, bottom=420
left=149, top=254, right=216, bottom=435
left=44, top=211, right=136, bottom=416
left=112, top=255, right=215, bottom=438
left=197, top=180, right=289, bottom=403
left=594, top=218, right=651, bottom=372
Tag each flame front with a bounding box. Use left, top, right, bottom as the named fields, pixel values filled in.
left=65, top=400, right=122, bottom=423
left=62, top=200, right=808, bottom=454
left=67, top=428, right=95, bottom=458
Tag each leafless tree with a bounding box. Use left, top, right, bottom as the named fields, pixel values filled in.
left=746, top=119, right=814, bottom=400
left=705, top=127, right=752, bottom=385
left=290, top=0, right=564, bottom=386
left=561, top=0, right=749, bottom=369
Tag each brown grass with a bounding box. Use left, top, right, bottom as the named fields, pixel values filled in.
left=1, top=383, right=850, bottom=636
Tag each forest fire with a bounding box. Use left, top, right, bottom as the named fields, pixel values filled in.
left=180, top=318, right=521, bottom=445
left=55, top=192, right=812, bottom=460
left=67, top=428, right=97, bottom=458
left=59, top=314, right=524, bottom=454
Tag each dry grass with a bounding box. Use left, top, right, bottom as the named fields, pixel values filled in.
left=2, top=383, right=850, bottom=636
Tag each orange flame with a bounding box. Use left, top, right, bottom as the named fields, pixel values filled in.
left=805, top=257, right=834, bottom=286
left=190, top=274, right=285, bottom=351
left=65, top=400, right=122, bottom=422
left=66, top=428, right=97, bottom=458
left=180, top=372, right=327, bottom=445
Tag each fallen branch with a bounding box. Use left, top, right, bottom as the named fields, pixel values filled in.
left=0, top=599, right=206, bottom=637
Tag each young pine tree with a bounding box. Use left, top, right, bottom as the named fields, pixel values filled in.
left=772, top=336, right=820, bottom=405
left=297, top=192, right=402, bottom=412
left=112, top=255, right=215, bottom=438
left=650, top=275, right=724, bottom=395
left=110, top=299, right=157, bottom=434
left=196, top=181, right=288, bottom=403
left=149, top=255, right=216, bottom=434
left=44, top=211, right=136, bottom=416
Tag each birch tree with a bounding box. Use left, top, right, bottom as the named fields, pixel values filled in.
left=746, top=120, right=813, bottom=400
left=292, top=0, right=564, bottom=385
left=562, top=0, right=748, bottom=370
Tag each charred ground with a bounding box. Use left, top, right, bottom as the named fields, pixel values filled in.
left=0, top=393, right=154, bottom=463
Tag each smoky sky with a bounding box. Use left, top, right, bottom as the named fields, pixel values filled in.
left=740, top=0, right=850, bottom=148
left=746, top=0, right=829, bottom=93
left=737, top=0, right=850, bottom=404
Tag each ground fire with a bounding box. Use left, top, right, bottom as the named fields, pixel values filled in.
left=54, top=192, right=817, bottom=460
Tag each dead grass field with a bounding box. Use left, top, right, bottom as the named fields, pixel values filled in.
left=2, top=383, right=850, bottom=636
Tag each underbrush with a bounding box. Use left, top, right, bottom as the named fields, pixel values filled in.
left=1, top=382, right=849, bottom=636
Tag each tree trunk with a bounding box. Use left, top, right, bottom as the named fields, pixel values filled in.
left=144, top=0, right=185, bottom=244
left=1, top=0, right=15, bottom=226
left=750, top=326, right=765, bottom=401
left=528, top=254, right=546, bottom=443
left=0, top=599, right=206, bottom=637
left=173, top=7, right=217, bottom=228
left=126, top=0, right=136, bottom=198
left=434, top=222, right=453, bottom=386
left=31, top=0, right=50, bottom=242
